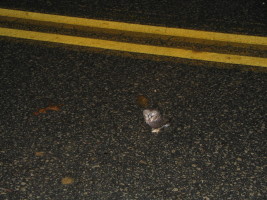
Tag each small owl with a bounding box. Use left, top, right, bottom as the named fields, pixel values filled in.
left=143, top=109, right=170, bottom=133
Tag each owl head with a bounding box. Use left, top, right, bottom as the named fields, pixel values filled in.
left=143, top=109, right=161, bottom=123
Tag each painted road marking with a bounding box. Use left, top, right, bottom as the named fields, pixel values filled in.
left=0, top=8, right=267, bottom=47
left=1, top=27, right=266, bottom=67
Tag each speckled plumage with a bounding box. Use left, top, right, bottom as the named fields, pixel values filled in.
left=143, top=109, right=169, bottom=133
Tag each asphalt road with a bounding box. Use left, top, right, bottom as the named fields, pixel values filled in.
left=0, top=0, right=266, bottom=36
left=0, top=39, right=266, bottom=199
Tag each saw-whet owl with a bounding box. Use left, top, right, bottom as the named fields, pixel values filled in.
left=143, top=109, right=169, bottom=133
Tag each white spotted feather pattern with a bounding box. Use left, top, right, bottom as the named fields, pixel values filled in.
left=143, top=109, right=169, bottom=133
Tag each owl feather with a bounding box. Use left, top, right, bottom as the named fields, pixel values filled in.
left=143, top=109, right=169, bottom=133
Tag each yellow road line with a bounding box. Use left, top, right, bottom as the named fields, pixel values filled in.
left=0, top=8, right=266, bottom=47
left=1, top=27, right=266, bottom=67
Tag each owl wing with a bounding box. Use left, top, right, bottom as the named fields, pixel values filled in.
left=147, top=118, right=168, bottom=129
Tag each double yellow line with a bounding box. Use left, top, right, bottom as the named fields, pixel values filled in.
left=0, top=8, right=267, bottom=67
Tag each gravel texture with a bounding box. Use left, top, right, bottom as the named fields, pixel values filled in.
left=0, top=40, right=266, bottom=199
